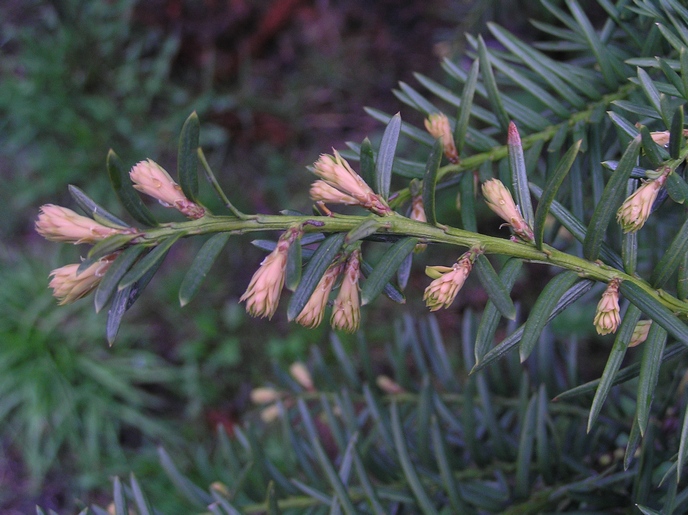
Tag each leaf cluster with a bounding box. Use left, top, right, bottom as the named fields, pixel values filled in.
left=62, top=315, right=688, bottom=513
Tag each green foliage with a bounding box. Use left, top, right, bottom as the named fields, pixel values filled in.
left=29, top=0, right=688, bottom=512
left=0, top=249, right=183, bottom=491
left=77, top=315, right=688, bottom=513
left=0, top=0, right=224, bottom=230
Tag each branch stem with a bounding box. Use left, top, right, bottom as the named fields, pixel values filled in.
left=136, top=210, right=688, bottom=316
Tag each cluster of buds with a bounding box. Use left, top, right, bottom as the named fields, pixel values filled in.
left=37, top=158, right=212, bottom=305
left=593, top=278, right=621, bottom=335
left=423, top=250, right=476, bottom=311
left=309, top=151, right=392, bottom=216
left=424, top=112, right=459, bottom=163
left=241, top=233, right=363, bottom=332
left=240, top=226, right=303, bottom=319
left=36, top=205, right=137, bottom=304
left=481, top=179, right=534, bottom=243
left=130, top=159, right=205, bottom=219
left=616, top=167, right=670, bottom=233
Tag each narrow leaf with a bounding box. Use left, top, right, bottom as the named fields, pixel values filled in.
left=288, top=233, right=345, bottom=320
left=534, top=140, right=581, bottom=249
left=361, top=238, right=418, bottom=305
left=620, top=282, right=688, bottom=345
left=666, top=172, right=688, bottom=205
left=178, top=111, right=200, bottom=201
left=197, top=148, right=245, bottom=218
left=107, top=150, right=157, bottom=226
left=107, top=285, right=133, bottom=345
left=567, top=0, right=620, bottom=87
left=639, top=125, right=669, bottom=168
left=679, top=403, right=688, bottom=481
left=474, top=255, right=516, bottom=320
left=397, top=252, right=412, bottom=292
left=129, top=474, right=153, bottom=515
left=636, top=323, right=668, bottom=436
left=608, top=111, right=640, bottom=139
left=266, top=482, right=280, bottom=515
left=82, top=233, right=139, bottom=272
left=455, top=58, right=479, bottom=155
left=158, top=447, right=212, bottom=507
left=474, top=280, right=594, bottom=373
left=556, top=341, right=687, bottom=401
left=520, top=271, right=580, bottom=362
left=376, top=113, right=401, bottom=199
left=515, top=396, right=537, bottom=499
left=345, top=218, right=381, bottom=245
left=359, top=137, right=375, bottom=188
left=391, top=402, right=439, bottom=515
left=68, top=185, right=129, bottom=228
left=285, top=235, right=302, bottom=292
left=636, top=67, right=663, bottom=119
left=683, top=47, right=688, bottom=96
left=583, top=136, right=641, bottom=261
left=112, top=477, right=128, bottom=515
left=625, top=418, right=642, bottom=470
left=679, top=252, right=688, bottom=301
left=535, top=385, right=553, bottom=481
left=475, top=259, right=522, bottom=361
left=296, top=400, right=357, bottom=515
left=650, top=219, right=688, bottom=288
left=352, top=447, right=386, bottom=515
left=460, top=169, right=478, bottom=232
left=95, top=246, right=146, bottom=312
left=179, top=233, right=231, bottom=306
left=478, top=36, right=510, bottom=131
left=107, top=249, right=165, bottom=345
left=119, top=234, right=182, bottom=290
left=507, top=122, right=534, bottom=226
left=422, top=138, right=443, bottom=225
left=670, top=105, right=684, bottom=159
left=360, top=260, right=405, bottom=304
left=431, top=416, right=468, bottom=513
left=587, top=305, right=642, bottom=432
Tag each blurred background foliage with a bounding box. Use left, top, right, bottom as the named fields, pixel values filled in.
left=0, top=0, right=631, bottom=512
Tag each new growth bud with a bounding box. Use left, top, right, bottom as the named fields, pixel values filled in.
left=424, top=113, right=459, bottom=163
left=309, top=180, right=359, bottom=206
left=289, top=362, right=314, bottom=390
left=481, top=179, right=534, bottom=242
left=629, top=320, right=652, bottom=347
left=593, top=278, right=621, bottom=335
left=423, top=252, right=475, bottom=311
left=295, top=260, right=345, bottom=329
left=616, top=168, right=670, bottom=233
left=130, top=159, right=205, bottom=219
left=250, top=387, right=281, bottom=404
left=36, top=205, right=130, bottom=244
left=310, top=151, right=392, bottom=216
left=410, top=194, right=428, bottom=252
left=240, top=226, right=302, bottom=319
left=331, top=248, right=362, bottom=333
left=49, top=254, right=117, bottom=305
